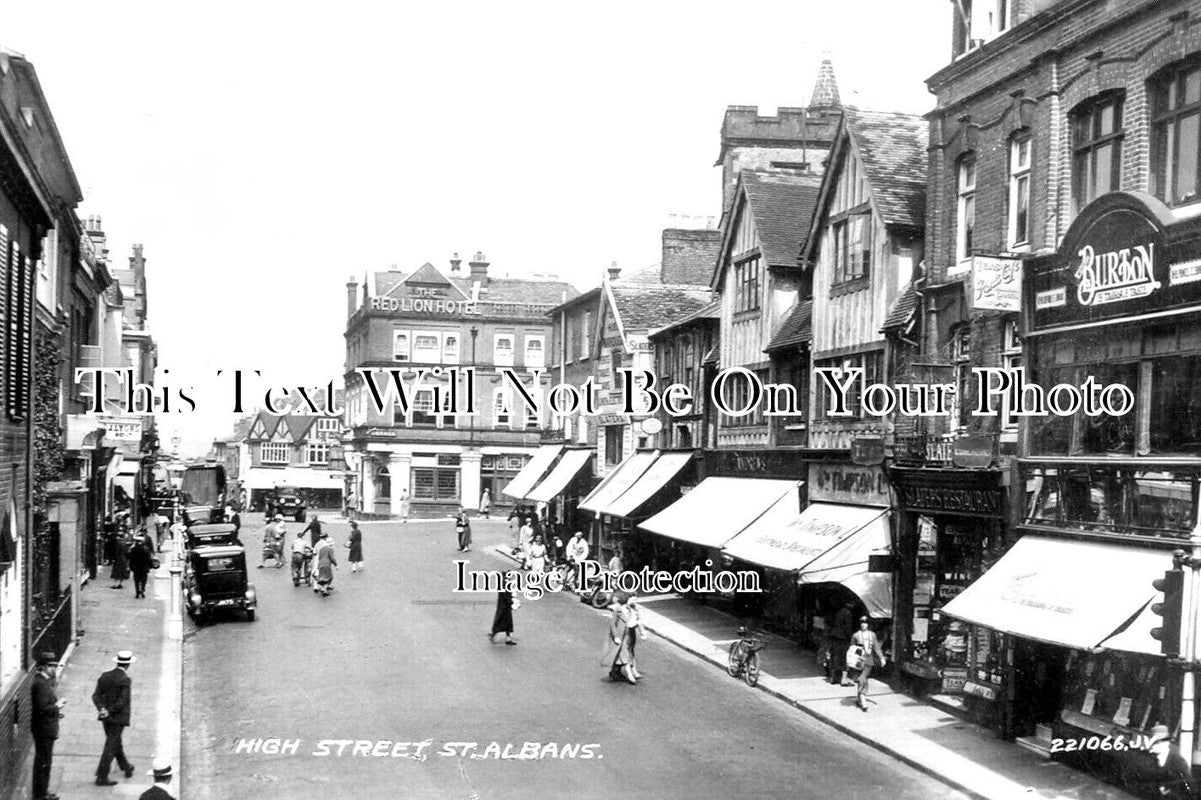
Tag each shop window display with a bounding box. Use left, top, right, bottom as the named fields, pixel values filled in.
left=909, top=516, right=1007, bottom=694
left=1059, top=651, right=1179, bottom=737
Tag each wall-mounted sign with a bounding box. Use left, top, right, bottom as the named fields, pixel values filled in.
left=891, top=468, right=1003, bottom=516
left=1027, top=193, right=1201, bottom=332
left=369, top=295, right=479, bottom=315
left=971, top=256, right=1022, bottom=311
left=97, top=415, right=143, bottom=442
left=808, top=463, right=888, bottom=506
left=705, top=449, right=809, bottom=480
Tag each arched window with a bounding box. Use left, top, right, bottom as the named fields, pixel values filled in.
left=1151, top=59, right=1201, bottom=205
left=1071, top=92, right=1124, bottom=214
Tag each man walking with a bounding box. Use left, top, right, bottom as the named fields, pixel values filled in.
left=128, top=537, right=154, bottom=599
left=31, top=651, right=64, bottom=800
left=301, top=513, right=323, bottom=548
left=92, top=649, right=136, bottom=785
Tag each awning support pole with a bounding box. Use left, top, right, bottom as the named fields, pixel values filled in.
left=1180, top=496, right=1201, bottom=765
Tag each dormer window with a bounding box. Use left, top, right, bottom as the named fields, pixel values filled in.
left=955, top=0, right=1014, bottom=57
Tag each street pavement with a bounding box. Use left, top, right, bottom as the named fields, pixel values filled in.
left=182, top=514, right=969, bottom=800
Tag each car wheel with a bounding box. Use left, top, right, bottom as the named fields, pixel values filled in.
left=246, top=610, right=256, bottom=622
left=297, top=512, right=306, bottom=523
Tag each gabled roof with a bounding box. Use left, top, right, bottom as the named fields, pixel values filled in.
left=282, top=414, right=315, bottom=441
left=801, top=107, right=928, bottom=263
left=405, top=262, right=459, bottom=288
left=608, top=282, right=713, bottom=337
left=764, top=300, right=813, bottom=352
left=715, top=171, right=822, bottom=289
left=882, top=283, right=918, bottom=331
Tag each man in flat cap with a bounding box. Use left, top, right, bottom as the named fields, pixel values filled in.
left=92, top=649, right=136, bottom=785
left=31, top=651, right=64, bottom=800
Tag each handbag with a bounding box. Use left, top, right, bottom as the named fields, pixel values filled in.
left=151, top=558, right=160, bottom=570
left=845, top=643, right=865, bottom=672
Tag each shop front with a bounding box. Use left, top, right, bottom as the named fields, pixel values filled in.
left=954, top=190, right=1201, bottom=788
left=579, top=450, right=696, bottom=567
left=521, top=448, right=595, bottom=553
left=578, top=450, right=657, bottom=561
left=638, top=477, right=800, bottom=615
left=890, top=466, right=1009, bottom=729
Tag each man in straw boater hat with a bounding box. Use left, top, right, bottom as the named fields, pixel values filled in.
left=91, top=649, right=136, bottom=786
left=1127, top=723, right=1198, bottom=799
left=31, top=651, right=65, bottom=800
left=139, top=758, right=176, bottom=800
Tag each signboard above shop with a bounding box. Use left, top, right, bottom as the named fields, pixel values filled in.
left=971, top=256, right=1022, bottom=312
left=1027, top=192, right=1201, bottom=333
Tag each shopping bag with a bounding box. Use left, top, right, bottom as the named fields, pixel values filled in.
left=845, top=644, right=865, bottom=672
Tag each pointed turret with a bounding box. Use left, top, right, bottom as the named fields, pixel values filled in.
left=809, top=59, right=841, bottom=110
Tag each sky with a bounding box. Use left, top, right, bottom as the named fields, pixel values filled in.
left=4, top=1, right=948, bottom=455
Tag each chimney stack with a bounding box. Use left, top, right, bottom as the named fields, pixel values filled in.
left=607, top=260, right=621, bottom=281
left=346, top=275, right=359, bottom=319
left=469, top=250, right=489, bottom=284
left=450, top=252, right=462, bottom=272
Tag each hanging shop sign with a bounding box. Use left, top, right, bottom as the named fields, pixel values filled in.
left=1027, top=193, right=1201, bottom=333
left=971, top=256, right=1022, bottom=312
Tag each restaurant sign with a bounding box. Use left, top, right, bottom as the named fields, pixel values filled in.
left=1028, top=193, right=1201, bottom=332
left=891, top=468, right=1003, bottom=516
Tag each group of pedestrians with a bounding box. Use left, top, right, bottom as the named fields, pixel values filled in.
left=105, top=517, right=158, bottom=599
left=31, top=647, right=176, bottom=800
left=261, top=514, right=364, bottom=596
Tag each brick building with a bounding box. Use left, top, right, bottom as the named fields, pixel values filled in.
left=905, top=0, right=1201, bottom=783
left=343, top=254, right=577, bottom=516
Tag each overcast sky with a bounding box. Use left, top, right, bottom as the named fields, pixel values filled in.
left=6, top=1, right=947, bottom=455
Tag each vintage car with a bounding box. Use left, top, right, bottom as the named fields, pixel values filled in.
left=267, top=486, right=306, bottom=522
left=182, top=505, right=221, bottom=526
left=185, top=523, right=242, bottom=550
left=184, top=544, right=256, bottom=623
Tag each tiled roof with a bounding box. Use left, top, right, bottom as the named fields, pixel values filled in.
left=610, top=283, right=713, bottom=334
left=882, top=283, right=918, bottom=331
left=843, top=107, right=927, bottom=229
left=648, top=300, right=721, bottom=338
left=404, top=262, right=453, bottom=286
left=764, top=300, right=813, bottom=352
left=741, top=171, right=822, bottom=269
left=369, top=269, right=577, bottom=306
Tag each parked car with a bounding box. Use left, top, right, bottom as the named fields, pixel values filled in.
left=267, top=486, right=306, bottom=522
left=184, top=544, right=256, bottom=624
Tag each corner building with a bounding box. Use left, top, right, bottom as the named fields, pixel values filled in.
left=921, top=0, right=1201, bottom=786
left=343, top=254, right=577, bottom=517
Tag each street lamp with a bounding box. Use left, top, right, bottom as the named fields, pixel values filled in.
left=469, top=327, right=479, bottom=447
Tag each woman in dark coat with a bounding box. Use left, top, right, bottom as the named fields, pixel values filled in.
left=489, top=579, right=517, bottom=645
left=127, top=538, right=153, bottom=599
left=345, top=521, right=364, bottom=572
left=109, top=535, right=130, bottom=589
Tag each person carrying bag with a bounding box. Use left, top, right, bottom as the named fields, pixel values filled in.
left=850, top=616, right=885, bottom=712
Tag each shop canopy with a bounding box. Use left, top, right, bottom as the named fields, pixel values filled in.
left=638, top=478, right=799, bottom=549
left=525, top=449, right=593, bottom=503
left=723, top=501, right=891, bottom=618
left=604, top=452, right=694, bottom=518
left=940, top=536, right=1173, bottom=651
left=579, top=451, right=657, bottom=514
left=501, top=444, right=562, bottom=500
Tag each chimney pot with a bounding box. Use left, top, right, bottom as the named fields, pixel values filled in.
left=607, top=260, right=621, bottom=281
left=469, top=251, right=490, bottom=285
left=450, top=252, right=462, bottom=272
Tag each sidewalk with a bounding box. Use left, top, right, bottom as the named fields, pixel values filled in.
left=491, top=545, right=1136, bottom=800
left=17, top=548, right=183, bottom=799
